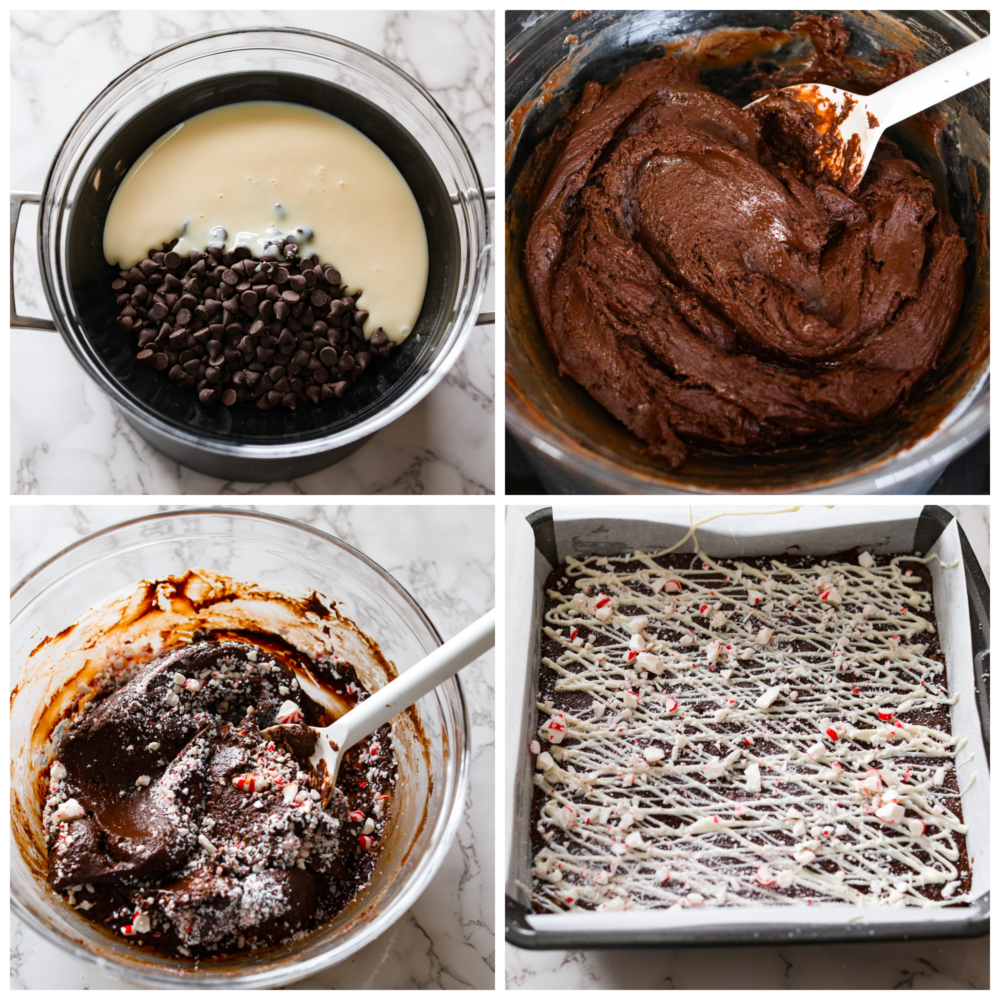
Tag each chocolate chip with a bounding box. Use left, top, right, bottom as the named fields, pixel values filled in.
left=113, top=247, right=395, bottom=408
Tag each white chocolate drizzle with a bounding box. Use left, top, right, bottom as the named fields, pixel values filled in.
left=531, top=547, right=970, bottom=912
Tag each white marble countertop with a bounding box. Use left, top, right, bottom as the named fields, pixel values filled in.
left=506, top=504, right=989, bottom=990
left=11, top=11, right=495, bottom=495
left=11, top=504, right=495, bottom=989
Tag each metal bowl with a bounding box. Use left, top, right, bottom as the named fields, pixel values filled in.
left=505, top=10, right=988, bottom=494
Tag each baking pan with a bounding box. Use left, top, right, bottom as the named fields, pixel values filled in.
left=505, top=505, right=989, bottom=948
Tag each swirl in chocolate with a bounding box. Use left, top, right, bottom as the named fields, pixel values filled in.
left=43, top=639, right=396, bottom=957
left=531, top=549, right=970, bottom=911
left=524, top=30, right=967, bottom=467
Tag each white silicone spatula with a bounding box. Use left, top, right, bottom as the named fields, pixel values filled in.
left=264, top=608, right=495, bottom=803
left=744, top=34, right=990, bottom=191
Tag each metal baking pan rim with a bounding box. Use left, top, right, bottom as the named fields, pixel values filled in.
left=506, top=504, right=990, bottom=949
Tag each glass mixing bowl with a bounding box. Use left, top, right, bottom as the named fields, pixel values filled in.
left=11, top=509, right=469, bottom=988
left=13, top=27, right=491, bottom=481
left=505, top=10, right=989, bottom=495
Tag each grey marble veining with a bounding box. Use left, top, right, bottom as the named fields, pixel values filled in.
left=506, top=505, right=989, bottom=990
left=11, top=504, right=495, bottom=989
left=11, top=11, right=495, bottom=495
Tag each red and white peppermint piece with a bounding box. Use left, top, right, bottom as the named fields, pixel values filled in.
left=233, top=773, right=270, bottom=793
left=664, top=696, right=678, bottom=714
left=664, top=579, right=682, bottom=593
left=756, top=865, right=775, bottom=886
left=359, top=834, right=374, bottom=851
left=906, top=818, right=926, bottom=837
left=348, top=810, right=365, bottom=822
left=877, top=706, right=894, bottom=721
left=529, top=739, right=541, bottom=755
left=275, top=700, right=304, bottom=725
left=52, top=798, right=86, bottom=823
left=819, top=587, right=842, bottom=606
left=542, top=714, right=567, bottom=744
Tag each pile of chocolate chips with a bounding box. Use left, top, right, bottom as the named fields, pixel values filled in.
left=113, top=238, right=396, bottom=410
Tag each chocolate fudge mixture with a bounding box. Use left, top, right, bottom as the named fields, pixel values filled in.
left=43, top=638, right=396, bottom=957
left=113, top=236, right=396, bottom=411
left=524, top=16, right=968, bottom=467
left=530, top=548, right=971, bottom=911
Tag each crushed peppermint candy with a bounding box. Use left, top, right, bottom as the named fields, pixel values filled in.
left=275, top=700, right=304, bottom=725
left=40, top=637, right=399, bottom=958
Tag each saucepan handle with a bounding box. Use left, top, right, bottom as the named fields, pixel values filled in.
left=10, top=192, right=57, bottom=331
left=475, top=186, right=495, bottom=326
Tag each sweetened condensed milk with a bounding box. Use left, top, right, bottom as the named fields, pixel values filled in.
left=103, top=101, right=428, bottom=343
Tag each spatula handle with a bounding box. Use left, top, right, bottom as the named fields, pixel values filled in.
left=336, top=608, right=495, bottom=750
left=874, top=35, right=990, bottom=127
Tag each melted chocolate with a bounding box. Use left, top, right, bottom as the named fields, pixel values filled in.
left=524, top=16, right=967, bottom=468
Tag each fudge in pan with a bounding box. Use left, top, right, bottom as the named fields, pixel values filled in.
left=530, top=547, right=971, bottom=911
